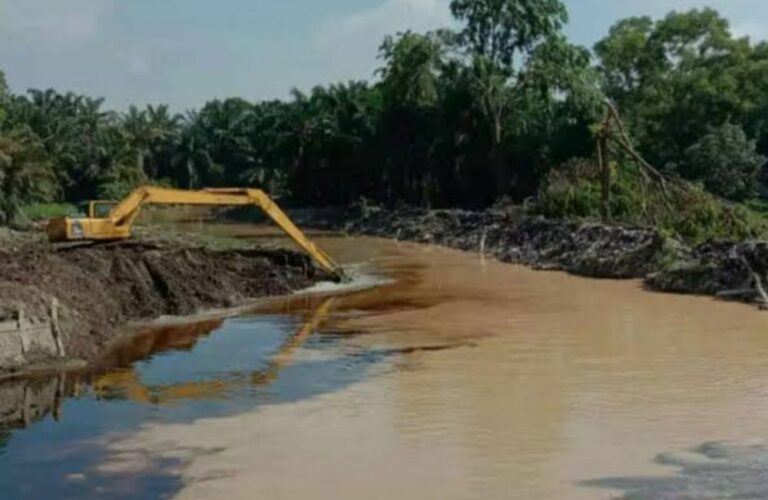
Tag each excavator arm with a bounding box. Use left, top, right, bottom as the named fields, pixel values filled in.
left=47, top=186, right=341, bottom=278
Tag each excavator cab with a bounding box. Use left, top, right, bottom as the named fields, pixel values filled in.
left=88, top=201, right=118, bottom=218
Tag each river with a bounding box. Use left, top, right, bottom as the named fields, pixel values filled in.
left=1, top=228, right=768, bottom=499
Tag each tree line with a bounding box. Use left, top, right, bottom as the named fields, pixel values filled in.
left=1, top=0, right=767, bottom=226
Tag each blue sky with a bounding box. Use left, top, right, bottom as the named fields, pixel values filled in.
left=1, top=0, right=766, bottom=110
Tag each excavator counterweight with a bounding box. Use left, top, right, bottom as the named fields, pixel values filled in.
left=47, top=186, right=342, bottom=279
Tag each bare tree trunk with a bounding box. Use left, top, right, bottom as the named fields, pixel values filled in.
left=491, top=118, right=508, bottom=198
left=598, top=134, right=611, bottom=223
left=136, top=149, right=146, bottom=177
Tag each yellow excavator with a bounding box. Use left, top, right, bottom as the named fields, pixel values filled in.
left=46, top=186, right=341, bottom=278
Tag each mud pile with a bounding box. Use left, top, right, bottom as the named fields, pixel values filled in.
left=343, top=208, right=672, bottom=278
left=0, top=241, right=329, bottom=374
left=648, top=241, right=768, bottom=296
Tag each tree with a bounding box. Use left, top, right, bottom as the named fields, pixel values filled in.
left=0, top=70, right=7, bottom=100
left=190, top=98, right=257, bottom=186
left=684, top=124, right=766, bottom=201
left=122, top=104, right=180, bottom=181
left=0, top=69, right=8, bottom=124
left=378, top=31, right=443, bottom=106
left=281, top=83, right=381, bottom=204
left=595, top=9, right=768, bottom=172
left=378, top=32, right=444, bottom=205
left=0, top=129, right=55, bottom=225
left=449, top=0, right=568, bottom=67
left=5, top=89, right=115, bottom=201
left=448, top=0, right=570, bottom=196
left=172, top=111, right=216, bottom=189
left=95, top=120, right=149, bottom=199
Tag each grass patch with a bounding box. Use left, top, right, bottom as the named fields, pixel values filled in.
left=20, top=203, right=78, bottom=221
left=745, top=198, right=768, bottom=216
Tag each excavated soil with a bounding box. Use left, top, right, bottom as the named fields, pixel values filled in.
left=0, top=238, right=330, bottom=372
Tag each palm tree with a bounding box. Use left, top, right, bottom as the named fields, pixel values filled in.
left=0, top=129, right=54, bottom=226
left=122, top=105, right=150, bottom=178
left=122, top=104, right=181, bottom=180
left=172, top=111, right=216, bottom=189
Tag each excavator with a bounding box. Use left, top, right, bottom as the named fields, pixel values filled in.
left=46, top=186, right=342, bottom=279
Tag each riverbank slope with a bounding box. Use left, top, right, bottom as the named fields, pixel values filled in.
left=0, top=228, right=330, bottom=377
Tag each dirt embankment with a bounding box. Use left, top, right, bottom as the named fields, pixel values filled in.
left=314, top=207, right=768, bottom=307
left=0, top=235, right=330, bottom=376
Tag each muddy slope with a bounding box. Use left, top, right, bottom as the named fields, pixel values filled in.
left=0, top=241, right=329, bottom=373
left=324, top=207, right=768, bottom=306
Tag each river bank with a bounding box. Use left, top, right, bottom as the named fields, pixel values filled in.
left=303, top=206, right=768, bottom=308
left=0, top=228, right=331, bottom=377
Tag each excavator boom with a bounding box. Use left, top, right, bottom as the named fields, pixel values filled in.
left=47, top=186, right=341, bottom=278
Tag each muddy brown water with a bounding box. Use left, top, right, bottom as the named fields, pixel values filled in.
left=2, top=226, right=768, bottom=499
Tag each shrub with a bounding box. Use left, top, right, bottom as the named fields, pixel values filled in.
left=683, top=124, right=766, bottom=202
left=533, top=156, right=768, bottom=243
left=20, top=203, right=77, bottom=221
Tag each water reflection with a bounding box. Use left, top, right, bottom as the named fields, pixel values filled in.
left=0, top=374, right=72, bottom=445
left=0, top=293, right=386, bottom=498
left=0, top=294, right=344, bottom=434
left=91, top=297, right=336, bottom=406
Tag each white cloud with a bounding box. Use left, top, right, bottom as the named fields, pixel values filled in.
left=0, top=0, right=113, bottom=45
left=313, top=0, right=454, bottom=83
left=320, top=0, right=453, bottom=42
left=733, top=21, right=768, bottom=41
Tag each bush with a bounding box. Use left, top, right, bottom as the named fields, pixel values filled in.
left=536, top=157, right=647, bottom=221
left=683, top=124, right=766, bottom=202
left=97, top=163, right=150, bottom=200
left=533, top=156, right=768, bottom=243
left=535, top=158, right=603, bottom=219
left=20, top=203, right=78, bottom=221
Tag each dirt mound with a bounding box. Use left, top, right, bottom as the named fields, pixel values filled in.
left=343, top=208, right=671, bottom=279
left=0, top=241, right=330, bottom=372
left=648, top=241, right=768, bottom=297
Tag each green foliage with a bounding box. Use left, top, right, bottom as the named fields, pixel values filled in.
left=535, top=157, right=768, bottom=242
left=683, top=124, right=766, bottom=201
left=443, top=0, right=591, bottom=197
left=535, top=158, right=603, bottom=217
left=0, top=69, right=7, bottom=125
left=97, top=163, right=149, bottom=200
left=20, top=202, right=77, bottom=221
left=449, top=0, right=568, bottom=67
left=379, top=31, right=443, bottom=107
left=595, top=9, right=768, bottom=172
left=0, top=70, right=7, bottom=100
left=0, top=129, right=56, bottom=226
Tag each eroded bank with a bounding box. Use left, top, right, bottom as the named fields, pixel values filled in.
left=0, top=236, right=330, bottom=376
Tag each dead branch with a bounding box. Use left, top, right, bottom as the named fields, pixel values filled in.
left=753, top=273, right=768, bottom=310
left=739, top=254, right=768, bottom=310
left=716, top=288, right=758, bottom=298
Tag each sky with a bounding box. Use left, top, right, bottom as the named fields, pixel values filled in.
left=1, top=0, right=767, bottom=111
